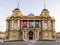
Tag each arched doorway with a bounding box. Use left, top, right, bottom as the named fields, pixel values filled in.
left=29, top=31, right=33, bottom=40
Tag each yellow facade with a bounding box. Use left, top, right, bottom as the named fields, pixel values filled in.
left=5, top=8, right=56, bottom=41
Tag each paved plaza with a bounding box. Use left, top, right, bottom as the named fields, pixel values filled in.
left=0, top=39, right=60, bottom=45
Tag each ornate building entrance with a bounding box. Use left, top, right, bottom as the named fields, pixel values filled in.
left=29, top=31, right=33, bottom=40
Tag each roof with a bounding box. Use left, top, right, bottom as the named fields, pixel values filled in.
left=56, top=32, right=60, bottom=38
left=0, top=31, right=5, bottom=34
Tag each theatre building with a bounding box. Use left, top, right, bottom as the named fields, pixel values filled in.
left=5, top=7, right=56, bottom=41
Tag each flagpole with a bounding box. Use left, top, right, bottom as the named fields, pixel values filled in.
left=17, top=2, right=19, bottom=8
left=17, top=0, right=21, bottom=8
left=44, top=3, right=46, bottom=9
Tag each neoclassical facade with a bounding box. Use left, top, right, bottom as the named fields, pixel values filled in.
left=5, top=7, right=56, bottom=41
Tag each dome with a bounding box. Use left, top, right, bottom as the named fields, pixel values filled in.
left=28, top=13, right=34, bottom=16
left=13, top=8, right=20, bottom=12
left=42, top=9, right=48, bottom=12
left=14, top=8, right=19, bottom=10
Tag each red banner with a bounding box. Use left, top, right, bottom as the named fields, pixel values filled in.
left=22, top=21, right=27, bottom=27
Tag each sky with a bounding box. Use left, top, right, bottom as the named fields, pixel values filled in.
left=0, top=0, right=60, bottom=32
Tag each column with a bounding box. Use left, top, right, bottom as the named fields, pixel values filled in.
left=6, top=21, right=9, bottom=31
left=17, top=20, right=20, bottom=30
left=22, top=31, right=24, bottom=40
left=36, top=31, right=39, bottom=40
left=23, top=31, right=26, bottom=40
left=35, top=31, right=37, bottom=40
left=25, top=31, right=27, bottom=40
left=38, top=31, right=39, bottom=40
left=36, top=31, right=38, bottom=39
left=35, top=31, right=36, bottom=40
left=39, top=21, right=41, bottom=30
left=34, top=20, right=35, bottom=28
left=21, top=20, right=22, bottom=30
left=21, top=31, right=23, bottom=40
left=11, top=20, right=14, bottom=30
left=24, top=31, right=25, bottom=40
left=27, top=20, right=29, bottom=28
left=20, top=20, right=21, bottom=30
left=24, top=31, right=27, bottom=40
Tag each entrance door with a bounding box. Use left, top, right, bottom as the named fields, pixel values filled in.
left=29, top=31, right=33, bottom=40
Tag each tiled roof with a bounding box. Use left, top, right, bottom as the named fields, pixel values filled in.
left=56, top=32, right=60, bottom=38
